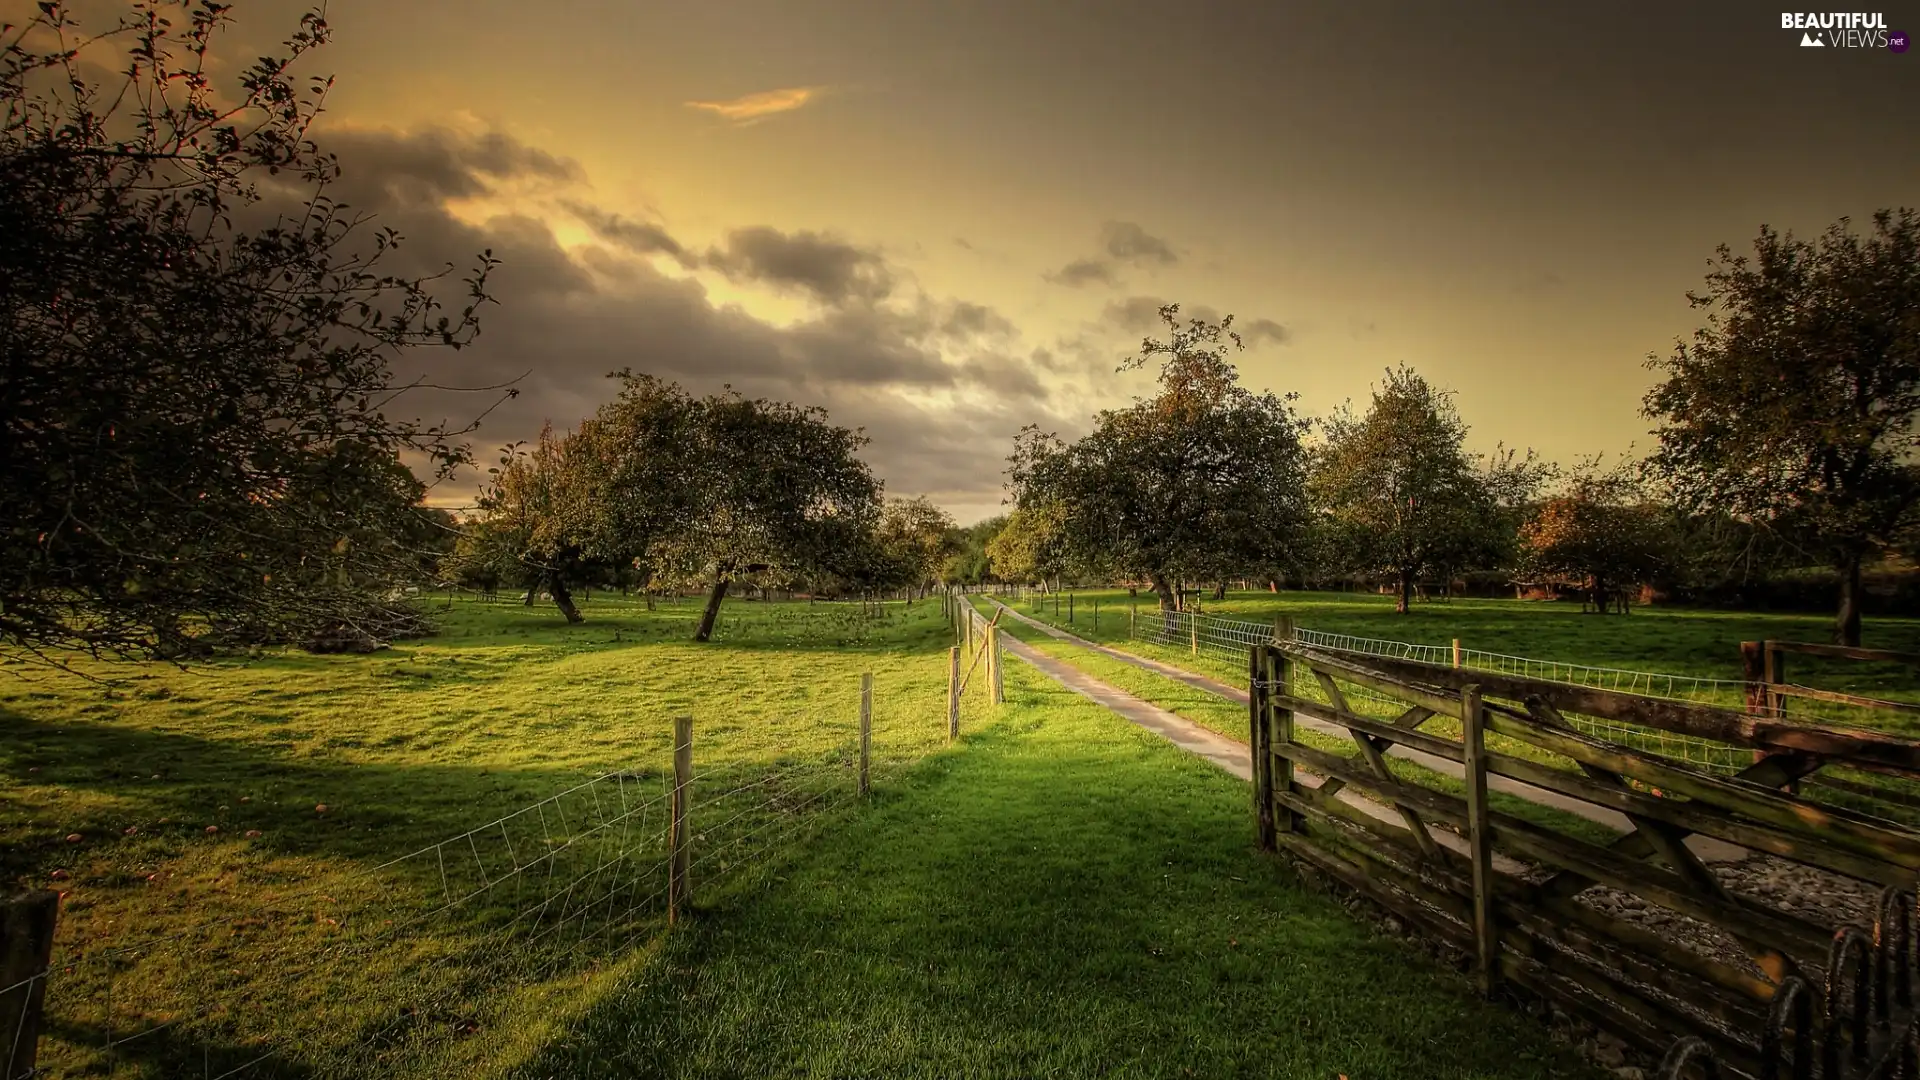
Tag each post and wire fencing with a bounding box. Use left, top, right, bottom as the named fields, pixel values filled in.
left=4, top=687, right=894, bottom=1080
left=1124, top=604, right=1920, bottom=791
left=943, top=589, right=1007, bottom=739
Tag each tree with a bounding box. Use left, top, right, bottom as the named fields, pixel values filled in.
left=1, top=3, right=503, bottom=661
left=592, top=374, right=882, bottom=642
left=876, top=496, right=959, bottom=597
left=1006, top=304, right=1310, bottom=612
left=1518, top=458, right=1669, bottom=614
left=473, top=423, right=612, bottom=623
left=1644, top=209, right=1920, bottom=645
left=941, top=516, right=1007, bottom=586
left=984, top=503, right=1073, bottom=589
left=1308, top=367, right=1505, bottom=613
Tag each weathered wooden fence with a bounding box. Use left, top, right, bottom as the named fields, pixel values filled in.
left=1248, top=640, right=1920, bottom=1078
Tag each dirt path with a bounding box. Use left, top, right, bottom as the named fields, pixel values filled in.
left=986, top=598, right=1747, bottom=864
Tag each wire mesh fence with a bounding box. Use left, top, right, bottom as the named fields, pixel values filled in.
left=29, top=741, right=863, bottom=1079
left=1130, top=607, right=1760, bottom=774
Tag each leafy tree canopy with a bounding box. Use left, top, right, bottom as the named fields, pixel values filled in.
left=1, top=2, right=504, bottom=662
left=1007, top=304, right=1310, bottom=610
left=1644, top=208, right=1920, bottom=644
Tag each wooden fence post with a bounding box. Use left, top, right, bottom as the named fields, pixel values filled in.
left=965, top=604, right=973, bottom=652
left=990, top=627, right=1005, bottom=705
left=669, top=714, right=692, bottom=924
left=1461, top=685, right=1498, bottom=995
left=1452, top=638, right=1463, bottom=670
left=1250, top=645, right=1276, bottom=850
left=1762, top=640, right=1785, bottom=718
left=1271, top=647, right=1299, bottom=835
left=2, top=890, right=58, bottom=1080
left=1190, top=615, right=1198, bottom=655
left=1273, top=614, right=1294, bottom=645
left=1129, top=603, right=1136, bottom=639
left=1068, top=592, right=1074, bottom=624
left=859, top=674, right=872, bottom=797
left=947, top=646, right=961, bottom=742
left=1093, top=599, right=1099, bottom=633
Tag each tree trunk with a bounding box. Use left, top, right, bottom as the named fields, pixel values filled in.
left=1396, top=570, right=1412, bottom=614
left=1589, top=577, right=1609, bottom=615
left=549, top=572, right=584, bottom=624
left=1836, top=551, right=1864, bottom=647
left=521, top=587, right=536, bottom=607
left=695, top=577, right=730, bottom=642
left=1213, top=583, right=1227, bottom=602
left=1148, top=572, right=1176, bottom=611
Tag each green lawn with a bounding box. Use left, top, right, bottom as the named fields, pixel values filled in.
left=504, top=654, right=1601, bottom=1080
left=1014, top=587, right=1920, bottom=717
left=2, top=597, right=977, bottom=1078
left=975, top=597, right=1625, bottom=848
left=0, top=596, right=1598, bottom=1078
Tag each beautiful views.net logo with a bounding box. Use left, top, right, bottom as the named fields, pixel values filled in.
left=1781, top=11, right=1910, bottom=49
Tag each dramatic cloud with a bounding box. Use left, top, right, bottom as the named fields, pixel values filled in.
left=272, top=126, right=1070, bottom=510
left=319, top=126, right=584, bottom=206
left=1046, top=220, right=1179, bottom=287
left=703, top=226, right=895, bottom=307
left=684, top=87, right=820, bottom=124
left=562, top=201, right=692, bottom=263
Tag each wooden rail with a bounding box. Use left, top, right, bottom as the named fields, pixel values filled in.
left=1248, top=642, right=1920, bottom=1076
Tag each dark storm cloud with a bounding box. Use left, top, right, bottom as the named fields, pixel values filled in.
left=702, top=226, right=895, bottom=306
left=282, top=126, right=1056, bottom=504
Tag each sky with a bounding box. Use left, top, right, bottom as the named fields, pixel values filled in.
left=23, top=1, right=1919, bottom=522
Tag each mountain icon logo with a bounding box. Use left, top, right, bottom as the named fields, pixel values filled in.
left=1800, top=31, right=1825, bottom=45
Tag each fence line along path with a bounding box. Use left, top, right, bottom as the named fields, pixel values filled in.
left=985, top=599, right=1746, bottom=861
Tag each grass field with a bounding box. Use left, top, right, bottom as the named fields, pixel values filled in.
left=501, top=653, right=1602, bottom=1080
left=0, top=596, right=1604, bottom=1078
left=1011, top=587, right=1920, bottom=715
left=972, top=596, right=1626, bottom=847
left=1, top=597, right=978, bottom=1077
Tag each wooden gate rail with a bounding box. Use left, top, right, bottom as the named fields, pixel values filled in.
left=1248, top=642, right=1920, bottom=1076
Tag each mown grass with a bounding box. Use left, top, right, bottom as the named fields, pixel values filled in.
left=1017, top=587, right=1920, bottom=714
left=1, top=596, right=980, bottom=1078
left=0, top=595, right=1603, bottom=1079
left=1005, top=587, right=1920, bottom=826
left=504, top=654, right=1603, bottom=1080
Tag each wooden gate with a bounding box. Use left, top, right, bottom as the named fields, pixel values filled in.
left=1247, top=641, right=1920, bottom=1077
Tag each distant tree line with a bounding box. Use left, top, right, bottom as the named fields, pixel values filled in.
left=995, top=205, right=1920, bottom=648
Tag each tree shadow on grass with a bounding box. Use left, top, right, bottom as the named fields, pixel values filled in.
left=0, top=707, right=625, bottom=882
left=502, top=679, right=1600, bottom=1080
